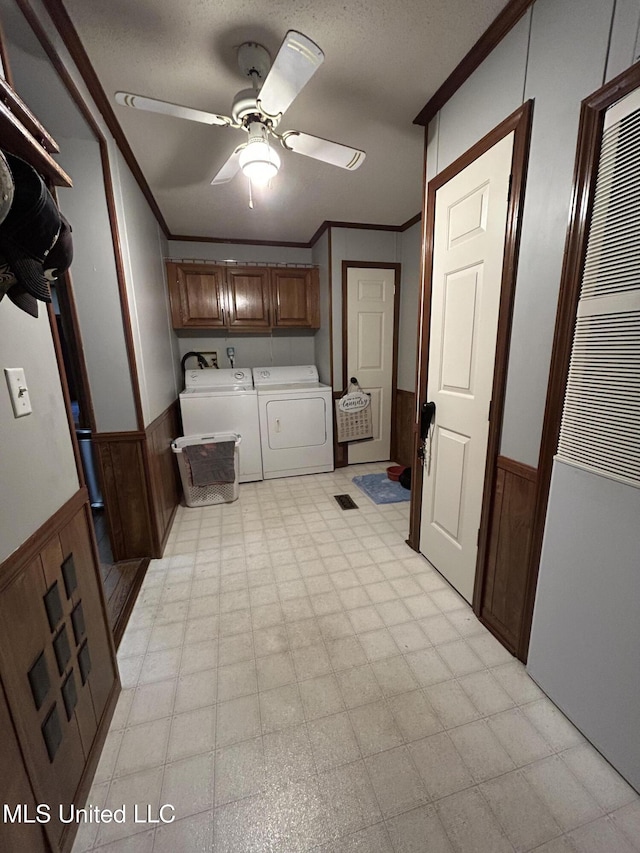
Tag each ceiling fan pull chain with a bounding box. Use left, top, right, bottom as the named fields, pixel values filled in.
left=248, top=179, right=254, bottom=210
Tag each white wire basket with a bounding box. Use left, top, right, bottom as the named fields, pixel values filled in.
left=172, top=433, right=240, bottom=507
left=335, top=379, right=373, bottom=443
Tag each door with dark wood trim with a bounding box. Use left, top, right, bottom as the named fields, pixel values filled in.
left=410, top=102, right=533, bottom=649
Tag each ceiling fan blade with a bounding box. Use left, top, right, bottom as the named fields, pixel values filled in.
left=281, top=131, right=366, bottom=171
left=257, top=31, right=324, bottom=118
left=115, top=92, right=230, bottom=126
left=211, top=145, right=244, bottom=185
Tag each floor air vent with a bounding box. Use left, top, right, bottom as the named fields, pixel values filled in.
left=334, top=494, right=358, bottom=510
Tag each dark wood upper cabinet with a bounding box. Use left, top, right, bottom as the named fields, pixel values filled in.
left=168, top=263, right=226, bottom=328
left=167, top=261, right=320, bottom=331
left=226, top=267, right=271, bottom=328
left=271, top=268, right=320, bottom=328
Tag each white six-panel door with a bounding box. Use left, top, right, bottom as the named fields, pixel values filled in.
left=346, top=267, right=396, bottom=464
left=419, top=133, right=514, bottom=603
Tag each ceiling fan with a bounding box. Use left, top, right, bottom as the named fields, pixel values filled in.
left=115, top=31, right=366, bottom=204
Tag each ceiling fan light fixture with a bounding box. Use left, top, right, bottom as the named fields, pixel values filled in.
left=239, top=139, right=281, bottom=186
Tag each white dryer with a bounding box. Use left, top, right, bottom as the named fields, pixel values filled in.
left=179, top=367, right=262, bottom=483
left=252, top=365, right=334, bottom=479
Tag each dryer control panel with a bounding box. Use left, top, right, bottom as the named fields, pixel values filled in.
left=184, top=367, right=253, bottom=391
left=253, top=365, right=319, bottom=386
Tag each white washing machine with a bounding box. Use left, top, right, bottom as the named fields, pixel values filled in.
left=252, top=365, right=334, bottom=479
left=179, top=368, right=263, bottom=483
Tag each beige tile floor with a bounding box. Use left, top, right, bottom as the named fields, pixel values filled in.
left=73, top=463, right=640, bottom=853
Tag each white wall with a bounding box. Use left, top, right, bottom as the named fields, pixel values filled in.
left=176, top=334, right=316, bottom=371
left=114, top=150, right=180, bottom=425
left=435, top=11, right=530, bottom=174
left=0, top=301, right=78, bottom=563
left=4, top=0, right=179, bottom=432
left=525, top=0, right=640, bottom=791
left=528, top=462, right=640, bottom=790
left=425, top=0, right=616, bottom=466
left=0, top=0, right=184, bottom=572
left=55, top=137, right=138, bottom=432
left=605, top=0, right=640, bottom=81
left=1, top=5, right=140, bottom=432
left=503, top=0, right=613, bottom=465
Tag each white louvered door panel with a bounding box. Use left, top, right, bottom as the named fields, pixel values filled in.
left=557, top=91, right=640, bottom=487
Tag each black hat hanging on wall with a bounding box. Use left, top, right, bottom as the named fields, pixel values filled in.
left=0, top=151, right=73, bottom=318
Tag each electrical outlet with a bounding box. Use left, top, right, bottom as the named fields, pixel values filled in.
left=200, top=351, right=218, bottom=368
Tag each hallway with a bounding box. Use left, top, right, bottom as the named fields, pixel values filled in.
left=73, top=464, right=640, bottom=852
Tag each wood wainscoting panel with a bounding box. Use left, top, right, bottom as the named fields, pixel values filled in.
left=392, top=388, right=415, bottom=468
left=333, top=390, right=349, bottom=468
left=94, top=431, right=154, bottom=561
left=0, top=489, right=119, bottom=852
left=145, top=401, right=181, bottom=556
left=479, top=456, right=537, bottom=657
left=0, top=679, right=49, bottom=853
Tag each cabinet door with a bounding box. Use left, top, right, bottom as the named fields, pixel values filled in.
left=271, top=268, right=320, bottom=328
left=226, top=267, right=271, bottom=328
left=170, top=263, right=226, bottom=327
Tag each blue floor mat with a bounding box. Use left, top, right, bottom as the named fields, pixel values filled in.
left=352, top=472, right=410, bottom=504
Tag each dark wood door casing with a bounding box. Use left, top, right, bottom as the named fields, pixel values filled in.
left=409, top=102, right=534, bottom=657
left=340, top=262, right=402, bottom=461
left=519, top=61, right=640, bottom=662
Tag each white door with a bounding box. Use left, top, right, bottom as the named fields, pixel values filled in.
left=346, top=267, right=396, bottom=463
left=419, top=133, right=514, bottom=603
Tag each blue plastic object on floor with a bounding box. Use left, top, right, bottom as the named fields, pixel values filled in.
left=352, top=472, right=411, bottom=504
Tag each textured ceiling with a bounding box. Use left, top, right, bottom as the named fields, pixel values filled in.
left=60, top=0, right=509, bottom=243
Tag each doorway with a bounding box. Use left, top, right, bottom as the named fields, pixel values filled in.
left=51, top=277, right=142, bottom=644
left=2, top=0, right=150, bottom=648
left=343, top=262, right=401, bottom=464
left=419, top=133, right=514, bottom=602
left=411, top=102, right=533, bottom=621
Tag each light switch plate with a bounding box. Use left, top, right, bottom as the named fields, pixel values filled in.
left=4, top=367, right=32, bottom=417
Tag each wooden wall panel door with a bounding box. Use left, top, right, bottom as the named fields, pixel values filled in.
left=171, top=263, right=226, bottom=327
left=271, top=268, right=320, bottom=327
left=0, top=494, right=119, bottom=851
left=59, top=506, right=118, bottom=727
left=478, top=456, right=537, bottom=654
left=39, top=536, right=97, bottom=758
left=226, top=267, right=271, bottom=328
left=0, top=680, right=48, bottom=853
left=145, top=402, right=181, bottom=555
left=94, top=434, right=154, bottom=561
left=0, top=555, right=87, bottom=850
left=391, top=389, right=415, bottom=468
